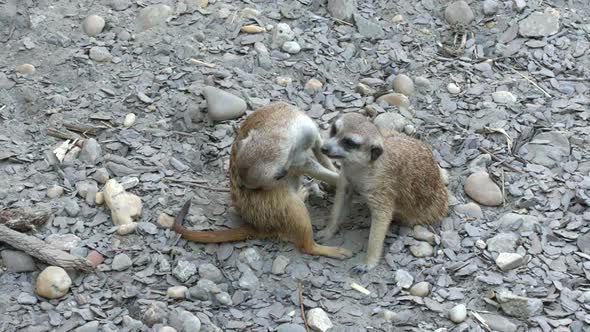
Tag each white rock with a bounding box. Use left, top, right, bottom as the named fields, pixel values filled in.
left=124, top=113, right=136, bottom=127
left=103, top=179, right=142, bottom=226
left=82, top=15, right=105, bottom=36
left=136, top=4, right=173, bottom=31
left=495, top=253, right=524, bottom=271
left=117, top=222, right=138, bottom=235
left=447, top=83, right=461, bottom=94
left=464, top=171, right=503, bottom=206
left=454, top=202, right=484, bottom=219
left=282, top=41, right=301, bottom=54
left=409, top=281, right=430, bottom=297
left=158, top=327, right=178, bottom=332
left=409, top=241, right=434, bottom=257
left=374, top=112, right=407, bottom=133
left=276, top=76, right=292, bottom=86
left=47, top=186, right=64, bottom=198
left=306, top=308, right=333, bottom=332
left=167, top=286, right=188, bottom=299
left=15, top=64, right=35, bottom=76
left=304, top=78, right=323, bottom=95
left=392, top=74, right=415, bottom=96
left=157, top=213, right=174, bottom=229
left=89, top=46, right=112, bottom=62
left=45, top=234, right=81, bottom=251
left=449, top=303, right=467, bottom=323
left=203, top=86, right=247, bottom=122
left=36, top=266, right=72, bottom=299
left=492, top=91, right=517, bottom=104
left=394, top=269, right=414, bottom=289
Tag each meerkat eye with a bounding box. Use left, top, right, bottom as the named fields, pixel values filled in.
left=274, top=169, right=288, bottom=180
left=330, top=124, right=337, bottom=137
left=342, top=138, right=359, bottom=150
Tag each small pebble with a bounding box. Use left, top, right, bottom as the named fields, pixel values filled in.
left=124, top=113, right=136, bottom=127
left=17, top=292, right=38, bottom=305
left=449, top=303, right=467, bottom=323
left=392, top=14, right=405, bottom=23
left=282, top=41, right=301, bottom=54
left=86, top=250, right=105, bottom=267
left=492, top=91, right=517, bottom=104
left=274, top=77, right=292, bottom=87
left=15, top=64, right=35, bottom=76
left=409, top=282, right=430, bottom=297
left=444, top=1, right=474, bottom=25
left=464, top=171, right=503, bottom=206
left=158, top=327, right=177, bottom=332
left=89, top=46, right=112, bottom=62
left=198, top=263, right=223, bottom=282
left=47, top=186, right=64, bottom=198
left=306, top=308, right=333, bottom=332
left=447, top=83, right=461, bottom=94
left=112, top=253, right=133, bottom=271
left=376, top=93, right=410, bottom=109
left=157, top=213, right=175, bottom=229
left=304, top=78, right=323, bottom=95
left=409, top=241, right=434, bottom=257
left=272, top=255, right=290, bottom=275
left=82, top=15, right=105, bottom=36
left=392, top=74, right=415, bottom=96
left=117, top=222, right=138, bottom=235
left=495, top=253, right=524, bottom=271
left=36, top=266, right=72, bottom=299
left=203, top=86, right=247, bottom=122
left=167, top=286, right=188, bottom=299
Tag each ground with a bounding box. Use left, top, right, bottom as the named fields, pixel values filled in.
left=0, top=0, right=590, bottom=331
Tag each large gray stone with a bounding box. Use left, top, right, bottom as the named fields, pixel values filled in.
left=519, top=11, right=559, bottom=37
left=203, top=86, right=247, bottom=122
left=519, top=131, right=570, bottom=167
left=136, top=4, right=172, bottom=32
left=327, top=0, right=356, bottom=21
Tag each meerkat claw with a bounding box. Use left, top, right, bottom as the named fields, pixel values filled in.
left=352, top=264, right=373, bottom=274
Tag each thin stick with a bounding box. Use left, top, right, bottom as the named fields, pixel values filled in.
left=478, top=147, right=523, bottom=174
left=510, top=67, right=552, bottom=98
left=189, top=58, right=216, bottom=68
left=299, top=282, right=309, bottom=332
left=331, top=17, right=353, bottom=26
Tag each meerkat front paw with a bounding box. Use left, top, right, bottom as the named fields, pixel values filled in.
left=352, top=263, right=376, bottom=274
left=334, top=247, right=353, bottom=259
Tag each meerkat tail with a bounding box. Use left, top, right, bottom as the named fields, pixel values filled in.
left=174, top=200, right=258, bottom=243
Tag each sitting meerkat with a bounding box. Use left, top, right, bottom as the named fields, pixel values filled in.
left=174, top=102, right=352, bottom=259
left=319, top=113, right=448, bottom=272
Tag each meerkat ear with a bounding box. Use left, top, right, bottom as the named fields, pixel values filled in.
left=370, top=144, right=383, bottom=161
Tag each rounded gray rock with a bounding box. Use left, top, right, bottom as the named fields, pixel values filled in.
left=82, top=15, right=105, bottom=36
left=392, top=74, right=415, bottom=96
left=136, top=4, right=173, bottom=32
left=203, top=86, right=247, bottom=122
left=169, top=308, right=201, bottom=332
left=444, top=1, right=474, bottom=26
left=464, top=171, right=503, bottom=206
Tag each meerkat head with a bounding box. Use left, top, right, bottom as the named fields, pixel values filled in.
left=235, top=132, right=290, bottom=190
left=321, top=113, right=384, bottom=165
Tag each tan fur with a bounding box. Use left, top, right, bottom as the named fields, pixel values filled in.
left=320, top=113, right=448, bottom=271
left=174, top=102, right=351, bottom=259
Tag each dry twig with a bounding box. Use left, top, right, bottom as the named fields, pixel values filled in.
left=298, top=282, right=309, bottom=332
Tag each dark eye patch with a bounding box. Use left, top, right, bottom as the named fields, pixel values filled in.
left=342, top=137, right=359, bottom=149
left=330, top=124, right=337, bottom=137
left=274, top=169, right=288, bottom=180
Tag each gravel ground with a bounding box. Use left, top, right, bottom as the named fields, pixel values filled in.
left=1, top=0, right=590, bottom=331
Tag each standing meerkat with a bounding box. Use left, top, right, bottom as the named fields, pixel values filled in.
left=174, top=102, right=352, bottom=259
left=319, top=113, right=448, bottom=272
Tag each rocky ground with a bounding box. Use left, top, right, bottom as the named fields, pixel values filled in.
left=1, top=0, right=590, bottom=331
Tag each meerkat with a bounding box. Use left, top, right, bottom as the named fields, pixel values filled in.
left=319, top=113, right=448, bottom=272
left=174, top=102, right=352, bottom=259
